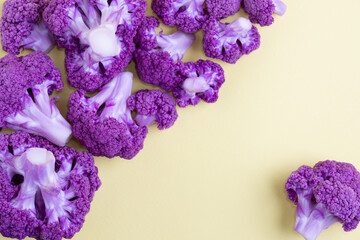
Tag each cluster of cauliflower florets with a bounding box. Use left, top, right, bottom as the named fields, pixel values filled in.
left=0, top=0, right=287, bottom=160
left=0, top=0, right=288, bottom=239
left=2, top=2, right=360, bottom=240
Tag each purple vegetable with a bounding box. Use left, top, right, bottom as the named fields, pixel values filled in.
left=243, top=0, right=287, bottom=26
left=205, top=0, right=241, bottom=19
left=68, top=72, right=148, bottom=159
left=0, top=52, right=72, bottom=147
left=134, top=19, right=225, bottom=108
left=134, top=16, right=195, bottom=63
left=43, top=0, right=147, bottom=91
left=133, top=50, right=184, bottom=92
left=134, top=16, right=195, bottom=91
left=151, top=0, right=206, bottom=33
left=285, top=160, right=360, bottom=240
left=203, top=17, right=260, bottom=64
left=0, top=131, right=101, bottom=240
left=0, top=0, right=55, bottom=55
left=127, top=90, right=178, bottom=130
left=173, top=60, right=225, bottom=107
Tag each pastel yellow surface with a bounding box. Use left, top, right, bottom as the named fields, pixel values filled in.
left=1, top=0, right=360, bottom=240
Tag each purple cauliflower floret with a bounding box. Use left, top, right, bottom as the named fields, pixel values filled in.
left=0, top=131, right=101, bottom=240
left=0, top=0, right=56, bottom=55
left=44, top=0, right=146, bottom=48
left=0, top=52, right=72, bottom=147
left=203, top=17, right=260, bottom=64
left=242, top=0, right=287, bottom=26
left=127, top=90, right=178, bottom=130
left=134, top=17, right=195, bottom=61
left=285, top=160, right=360, bottom=240
left=205, top=0, right=241, bottom=19
left=67, top=72, right=148, bottom=159
left=134, top=19, right=225, bottom=108
left=173, top=59, right=225, bottom=107
left=43, top=0, right=147, bottom=92
left=134, top=50, right=185, bottom=92
left=151, top=0, right=206, bottom=33
left=134, top=17, right=195, bottom=91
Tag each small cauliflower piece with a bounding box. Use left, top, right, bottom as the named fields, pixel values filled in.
left=0, top=131, right=101, bottom=240
left=173, top=60, right=225, bottom=107
left=134, top=18, right=225, bottom=108
left=243, top=0, right=287, bottom=26
left=205, top=0, right=241, bottom=19
left=285, top=160, right=360, bottom=240
left=134, top=16, right=195, bottom=91
left=68, top=72, right=148, bottom=159
left=152, top=0, right=206, bottom=33
left=133, top=50, right=185, bottom=92
left=203, top=17, right=260, bottom=64
left=0, top=0, right=55, bottom=55
left=43, top=0, right=147, bottom=91
left=127, top=90, right=178, bottom=130
left=0, top=52, right=72, bottom=147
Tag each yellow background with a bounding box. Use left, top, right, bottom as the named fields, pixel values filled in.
left=1, top=0, right=360, bottom=239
